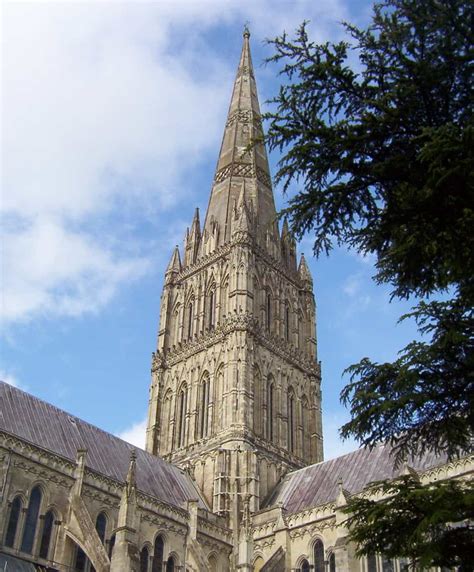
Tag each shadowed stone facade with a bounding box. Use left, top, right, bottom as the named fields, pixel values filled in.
left=1, top=30, right=472, bottom=572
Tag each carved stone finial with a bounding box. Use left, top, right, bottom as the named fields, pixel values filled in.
left=243, top=22, right=250, bottom=38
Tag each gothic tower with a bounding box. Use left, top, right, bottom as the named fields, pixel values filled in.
left=146, top=28, right=323, bottom=541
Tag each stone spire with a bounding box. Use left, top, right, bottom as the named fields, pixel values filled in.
left=203, top=27, right=277, bottom=245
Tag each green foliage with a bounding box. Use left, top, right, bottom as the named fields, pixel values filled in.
left=341, top=296, right=474, bottom=466
left=265, top=0, right=474, bottom=567
left=265, top=0, right=473, bottom=298
left=344, top=476, right=474, bottom=568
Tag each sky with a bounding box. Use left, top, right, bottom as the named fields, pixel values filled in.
left=1, top=0, right=422, bottom=461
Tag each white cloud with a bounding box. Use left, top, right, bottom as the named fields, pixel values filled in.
left=117, top=416, right=147, bottom=449
left=2, top=0, right=349, bottom=326
left=2, top=218, right=149, bottom=323
left=0, top=369, right=22, bottom=389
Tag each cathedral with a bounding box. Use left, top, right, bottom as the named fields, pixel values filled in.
left=1, top=30, right=472, bottom=572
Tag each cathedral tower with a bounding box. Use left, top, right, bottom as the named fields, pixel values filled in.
left=146, top=28, right=323, bottom=536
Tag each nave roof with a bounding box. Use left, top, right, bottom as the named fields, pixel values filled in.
left=0, top=380, right=207, bottom=511
left=263, top=442, right=447, bottom=515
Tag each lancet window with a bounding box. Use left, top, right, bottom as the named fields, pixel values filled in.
left=284, top=302, right=290, bottom=341
left=186, top=299, right=194, bottom=339
left=199, top=373, right=210, bottom=438
left=301, top=395, right=309, bottom=458
left=208, top=287, right=216, bottom=329
left=266, top=376, right=274, bottom=440
left=177, top=384, right=188, bottom=448
left=288, top=388, right=295, bottom=453
left=39, top=509, right=55, bottom=559
left=95, top=512, right=107, bottom=544
left=21, top=485, right=42, bottom=554
left=314, top=539, right=325, bottom=572
left=140, top=546, right=149, bottom=572
left=329, top=552, right=336, bottom=572
left=152, top=535, right=164, bottom=572
left=266, top=290, right=272, bottom=331
left=5, top=495, right=22, bottom=548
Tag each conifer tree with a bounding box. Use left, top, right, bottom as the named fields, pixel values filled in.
left=265, top=0, right=474, bottom=566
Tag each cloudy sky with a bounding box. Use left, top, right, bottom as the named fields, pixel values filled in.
left=1, top=0, right=420, bottom=460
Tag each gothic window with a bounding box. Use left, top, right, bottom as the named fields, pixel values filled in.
left=266, top=376, right=274, bottom=440
left=301, top=560, right=310, bottom=572
left=265, top=290, right=272, bottom=331
left=199, top=374, right=210, bottom=438
left=108, top=533, right=116, bottom=559
left=140, top=546, right=149, bottom=572
left=173, top=304, right=181, bottom=346
left=95, top=512, right=107, bottom=544
left=166, top=556, right=175, bottom=572
left=220, top=278, right=229, bottom=318
left=367, top=554, right=377, bottom=572
left=301, top=395, right=309, bottom=458
left=208, top=554, right=217, bottom=572
left=21, top=485, right=42, bottom=554
left=39, top=510, right=55, bottom=560
left=152, top=536, right=164, bottom=572
left=161, top=389, right=173, bottom=452
left=284, top=302, right=290, bottom=341
left=177, top=384, right=188, bottom=447
left=5, top=495, right=22, bottom=547
left=314, top=539, right=325, bottom=572
left=253, top=367, right=262, bottom=436
left=74, top=547, right=88, bottom=571
left=208, top=288, right=216, bottom=329
left=288, top=388, right=295, bottom=453
left=186, top=299, right=194, bottom=339
left=329, top=552, right=336, bottom=572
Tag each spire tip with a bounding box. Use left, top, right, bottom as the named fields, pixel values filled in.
left=243, top=23, right=250, bottom=38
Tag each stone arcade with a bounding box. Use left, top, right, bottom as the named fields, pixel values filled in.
left=1, top=30, right=472, bottom=572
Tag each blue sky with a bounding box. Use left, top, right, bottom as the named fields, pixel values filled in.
left=2, top=0, right=421, bottom=459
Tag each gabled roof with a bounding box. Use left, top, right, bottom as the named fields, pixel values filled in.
left=0, top=381, right=207, bottom=511
left=263, top=443, right=446, bottom=514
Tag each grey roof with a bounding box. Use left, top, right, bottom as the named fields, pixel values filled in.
left=264, top=443, right=446, bottom=514
left=0, top=381, right=206, bottom=511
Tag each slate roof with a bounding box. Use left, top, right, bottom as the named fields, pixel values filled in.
left=0, top=381, right=207, bottom=511
left=264, top=443, right=446, bottom=514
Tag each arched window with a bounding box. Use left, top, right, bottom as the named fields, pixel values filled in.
left=253, top=367, right=262, bottom=436
left=329, top=552, right=336, bottom=572
left=199, top=375, right=210, bottom=438
left=152, top=536, right=164, bottom=572
left=95, top=512, right=107, bottom=544
left=266, top=377, right=274, bottom=440
left=208, top=288, right=216, bottom=329
left=284, top=303, right=290, bottom=341
left=367, top=554, right=377, bottom=572
left=39, top=510, right=55, bottom=559
left=177, top=385, right=187, bottom=447
left=208, top=554, right=217, bottom=572
left=21, top=485, right=42, bottom=554
left=301, top=559, right=310, bottom=572
left=108, top=533, right=116, bottom=559
left=301, top=395, right=309, bottom=458
left=166, top=556, right=175, bottom=572
left=314, top=539, right=324, bottom=572
left=288, top=388, right=295, bottom=452
left=266, top=291, right=272, bottom=331
left=187, top=300, right=194, bottom=339
left=5, top=496, right=22, bottom=547
left=161, top=389, right=173, bottom=452
left=140, top=546, right=149, bottom=572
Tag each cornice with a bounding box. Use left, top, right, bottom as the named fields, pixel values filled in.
left=153, top=313, right=320, bottom=377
